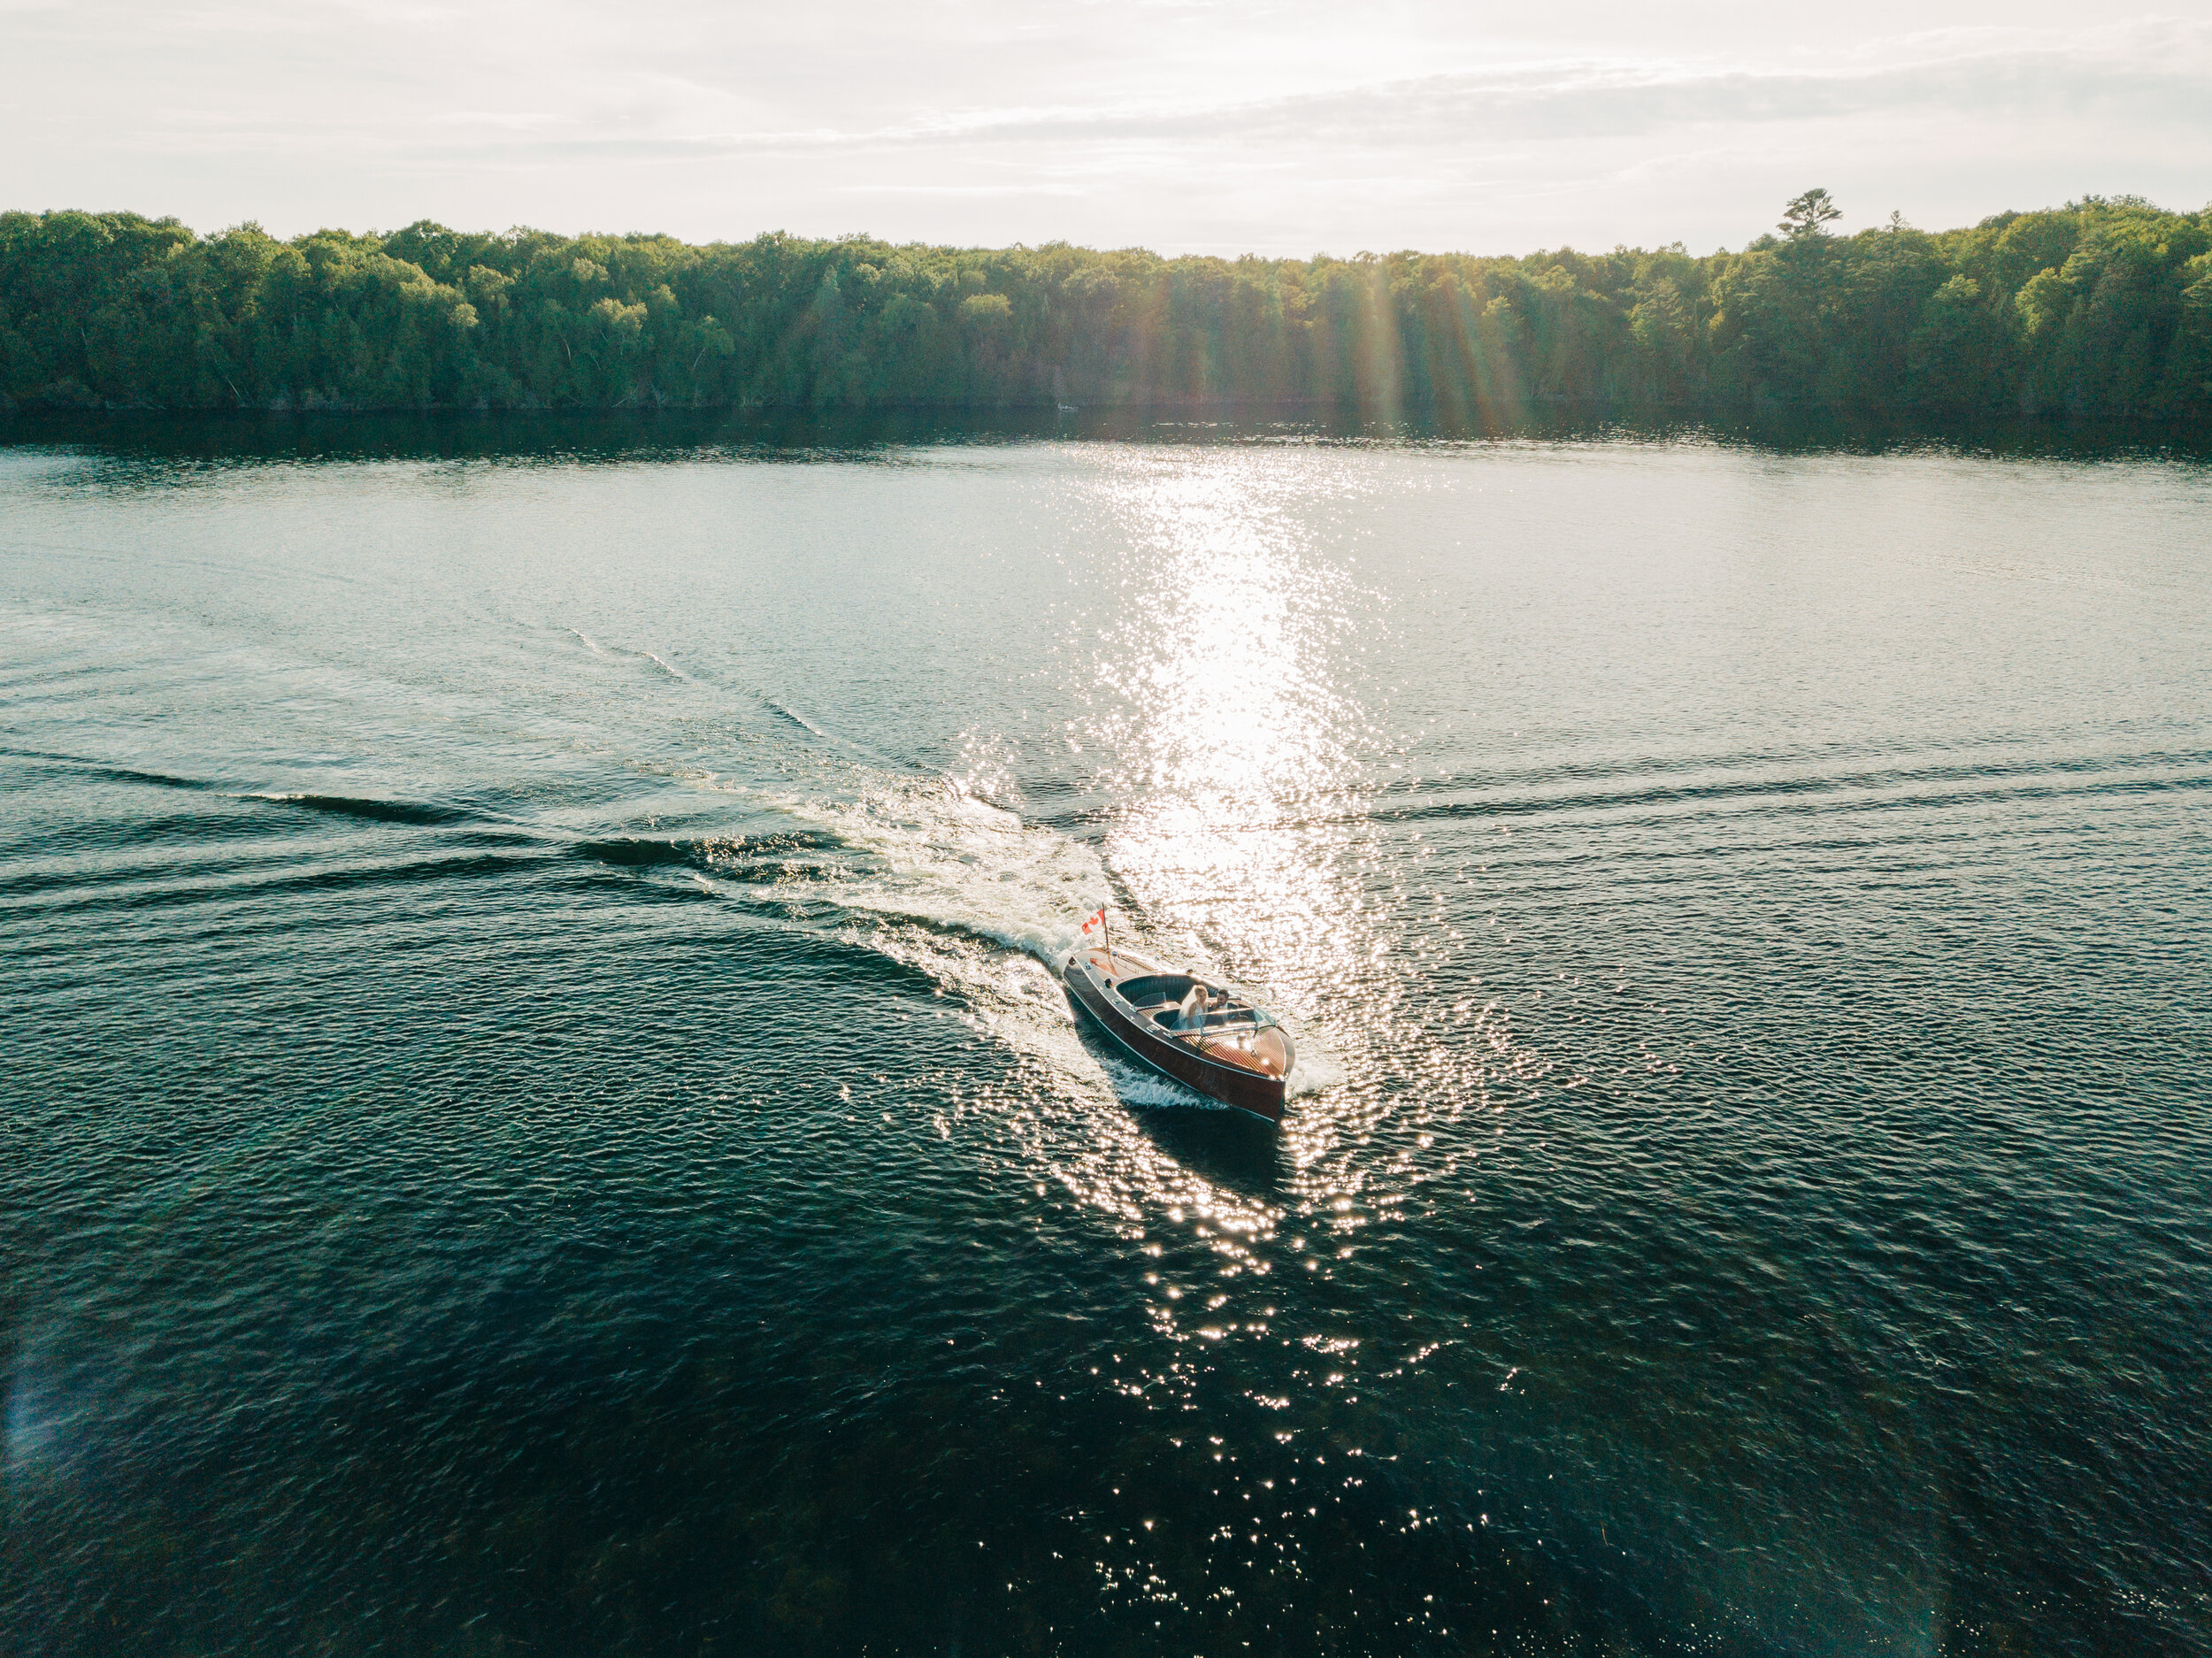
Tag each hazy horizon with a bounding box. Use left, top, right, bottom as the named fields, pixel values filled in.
left=6, top=2, right=2210, bottom=258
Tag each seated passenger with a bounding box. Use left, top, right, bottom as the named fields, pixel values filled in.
left=1172, top=984, right=1210, bottom=1030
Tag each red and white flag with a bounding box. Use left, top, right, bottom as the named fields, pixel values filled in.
left=1079, top=906, right=1105, bottom=936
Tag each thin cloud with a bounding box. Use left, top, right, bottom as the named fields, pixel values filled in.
left=7, top=3, right=2208, bottom=253
left=375, top=26, right=2211, bottom=162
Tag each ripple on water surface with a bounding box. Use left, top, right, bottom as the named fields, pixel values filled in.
left=2, top=428, right=2209, bottom=1656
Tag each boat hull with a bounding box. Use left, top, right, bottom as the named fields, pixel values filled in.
left=1062, top=952, right=1289, bottom=1125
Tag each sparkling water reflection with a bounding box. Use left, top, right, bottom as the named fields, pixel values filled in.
left=2, top=422, right=2208, bottom=1657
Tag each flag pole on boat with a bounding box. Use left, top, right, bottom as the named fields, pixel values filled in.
left=1080, top=904, right=1115, bottom=973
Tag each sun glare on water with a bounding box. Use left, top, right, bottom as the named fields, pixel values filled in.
left=1087, top=446, right=1381, bottom=1050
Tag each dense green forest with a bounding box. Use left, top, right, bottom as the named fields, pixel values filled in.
left=4, top=191, right=2208, bottom=418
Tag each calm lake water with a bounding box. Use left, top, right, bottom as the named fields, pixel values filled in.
left=4, top=415, right=2208, bottom=1656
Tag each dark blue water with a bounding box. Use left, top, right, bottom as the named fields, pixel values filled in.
left=4, top=418, right=2208, bottom=1656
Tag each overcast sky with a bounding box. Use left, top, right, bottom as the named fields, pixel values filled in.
left=6, top=0, right=2209, bottom=256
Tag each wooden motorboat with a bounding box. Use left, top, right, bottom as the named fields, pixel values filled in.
left=1061, top=925, right=1294, bottom=1125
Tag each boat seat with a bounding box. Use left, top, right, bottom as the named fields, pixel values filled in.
left=1117, top=974, right=1194, bottom=1002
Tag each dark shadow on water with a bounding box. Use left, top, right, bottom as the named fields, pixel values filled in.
left=5, top=403, right=2211, bottom=464
left=1125, top=1100, right=1286, bottom=1198
left=1061, top=995, right=1287, bottom=1198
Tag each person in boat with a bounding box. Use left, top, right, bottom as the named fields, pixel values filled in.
left=1171, top=983, right=1214, bottom=1032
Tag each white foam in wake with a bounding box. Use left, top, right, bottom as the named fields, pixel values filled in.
left=772, top=775, right=1107, bottom=964
left=707, top=771, right=1340, bottom=1106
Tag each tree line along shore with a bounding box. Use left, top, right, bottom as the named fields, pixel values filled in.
left=3, top=194, right=2208, bottom=419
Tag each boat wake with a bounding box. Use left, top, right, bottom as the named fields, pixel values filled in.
left=769, top=775, right=1107, bottom=964
left=666, top=764, right=1340, bottom=1112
